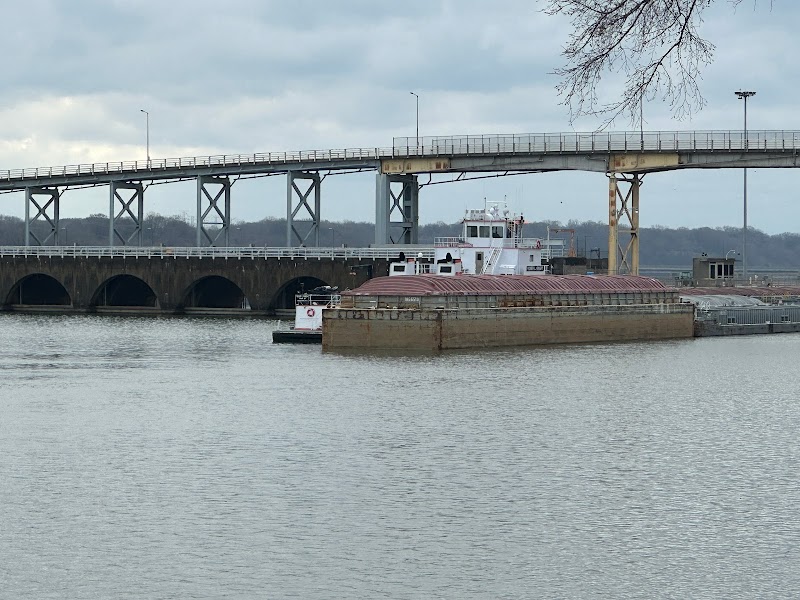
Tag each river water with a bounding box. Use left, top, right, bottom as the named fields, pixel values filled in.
left=1, top=314, right=798, bottom=599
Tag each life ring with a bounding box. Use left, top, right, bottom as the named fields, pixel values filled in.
left=535, top=240, right=542, bottom=249
left=306, top=307, right=316, bottom=317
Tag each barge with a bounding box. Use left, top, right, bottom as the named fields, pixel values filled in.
left=322, top=203, right=694, bottom=350
left=322, top=274, right=694, bottom=350
left=681, top=287, right=800, bottom=337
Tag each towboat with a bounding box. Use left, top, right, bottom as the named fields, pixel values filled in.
left=389, top=201, right=560, bottom=276
left=271, top=286, right=341, bottom=343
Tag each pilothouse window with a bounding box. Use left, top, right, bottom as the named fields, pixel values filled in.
left=467, top=225, right=478, bottom=237
left=492, top=226, right=504, bottom=238
left=479, top=226, right=490, bottom=238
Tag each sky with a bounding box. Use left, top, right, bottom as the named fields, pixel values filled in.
left=1, top=0, right=799, bottom=234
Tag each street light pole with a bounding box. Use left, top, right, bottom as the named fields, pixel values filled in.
left=735, top=90, right=755, bottom=280
left=328, top=227, right=335, bottom=247
left=140, top=109, right=150, bottom=166
left=640, top=73, right=645, bottom=150
left=409, top=92, right=419, bottom=152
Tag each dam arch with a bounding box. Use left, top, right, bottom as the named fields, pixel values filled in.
left=91, top=274, right=158, bottom=309
left=182, top=275, right=250, bottom=312
left=271, top=276, right=330, bottom=312
left=5, top=273, right=71, bottom=308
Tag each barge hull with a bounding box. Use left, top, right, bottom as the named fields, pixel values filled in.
left=323, top=304, right=694, bottom=350
left=694, top=321, right=800, bottom=337
left=272, top=330, right=322, bottom=344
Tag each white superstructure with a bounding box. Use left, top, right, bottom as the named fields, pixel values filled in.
left=390, top=202, right=556, bottom=276
left=292, top=287, right=341, bottom=330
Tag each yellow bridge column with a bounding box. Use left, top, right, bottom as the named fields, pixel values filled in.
left=608, top=176, right=618, bottom=274
left=630, top=176, right=640, bottom=275
left=607, top=172, right=641, bottom=275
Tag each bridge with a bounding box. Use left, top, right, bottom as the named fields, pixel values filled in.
left=0, top=246, right=426, bottom=315
left=2, top=129, right=800, bottom=276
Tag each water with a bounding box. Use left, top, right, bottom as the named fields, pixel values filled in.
left=1, top=314, right=799, bottom=599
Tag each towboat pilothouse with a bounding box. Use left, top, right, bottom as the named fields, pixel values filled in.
left=390, top=201, right=553, bottom=276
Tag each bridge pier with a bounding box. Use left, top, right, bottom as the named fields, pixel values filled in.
left=607, top=173, right=641, bottom=275
left=109, top=181, right=145, bottom=246
left=197, top=175, right=232, bottom=247
left=286, top=171, right=321, bottom=247
left=24, top=187, right=60, bottom=246
left=375, top=173, right=418, bottom=245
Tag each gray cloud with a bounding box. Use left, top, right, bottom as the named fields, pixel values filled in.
left=1, top=0, right=799, bottom=234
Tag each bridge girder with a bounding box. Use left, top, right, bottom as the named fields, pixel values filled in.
left=608, top=173, right=641, bottom=275
left=286, top=171, right=321, bottom=247
left=24, top=187, right=60, bottom=246
left=197, top=175, right=232, bottom=247
left=375, top=173, right=419, bottom=245
left=110, top=181, right=144, bottom=246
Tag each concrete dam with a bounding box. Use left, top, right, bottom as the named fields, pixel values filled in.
left=0, top=249, right=389, bottom=315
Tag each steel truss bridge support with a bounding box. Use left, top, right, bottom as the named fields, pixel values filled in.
left=375, top=173, right=419, bottom=245
left=608, top=173, right=641, bottom=275
left=24, top=187, right=60, bottom=246
left=197, top=175, right=231, bottom=247
left=109, top=181, right=145, bottom=246
left=286, top=171, right=321, bottom=247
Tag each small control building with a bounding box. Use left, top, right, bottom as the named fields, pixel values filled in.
left=692, top=256, right=736, bottom=287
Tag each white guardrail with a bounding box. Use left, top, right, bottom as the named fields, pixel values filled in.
left=2, top=130, right=799, bottom=183
left=0, top=246, right=436, bottom=260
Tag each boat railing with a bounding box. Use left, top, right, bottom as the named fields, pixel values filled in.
left=434, top=236, right=564, bottom=251
left=434, top=237, right=470, bottom=247
left=296, top=293, right=341, bottom=307
left=514, top=237, right=544, bottom=248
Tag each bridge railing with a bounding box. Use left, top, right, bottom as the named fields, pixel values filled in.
left=0, top=147, right=396, bottom=183
left=4, top=130, right=800, bottom=184
left=392, top=130, right=800, bottom=156
left=0, top=246, right=436, bottom=260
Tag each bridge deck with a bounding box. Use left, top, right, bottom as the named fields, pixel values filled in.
left=2, top=130, right=799, bottom=191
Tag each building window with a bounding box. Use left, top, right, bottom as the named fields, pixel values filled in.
left=709, top=263, right=716, bottom=279
left=529, top=254, right=535, bottom=261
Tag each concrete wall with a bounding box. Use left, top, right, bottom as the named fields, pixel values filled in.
left=0, top=255, right=388, bottom=314
left=323, top=303, right=695, bottom=350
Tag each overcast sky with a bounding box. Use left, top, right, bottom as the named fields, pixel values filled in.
left=1, top=0, right=799, bottom=234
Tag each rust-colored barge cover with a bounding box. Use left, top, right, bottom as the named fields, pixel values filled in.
left=344, top=274, right=672, bottom=296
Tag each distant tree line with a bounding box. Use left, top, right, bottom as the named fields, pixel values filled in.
left=1, top=212, right=798, bottom=269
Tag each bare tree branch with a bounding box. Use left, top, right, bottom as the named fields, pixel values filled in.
left=546, top=0, right=766, bottom=126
